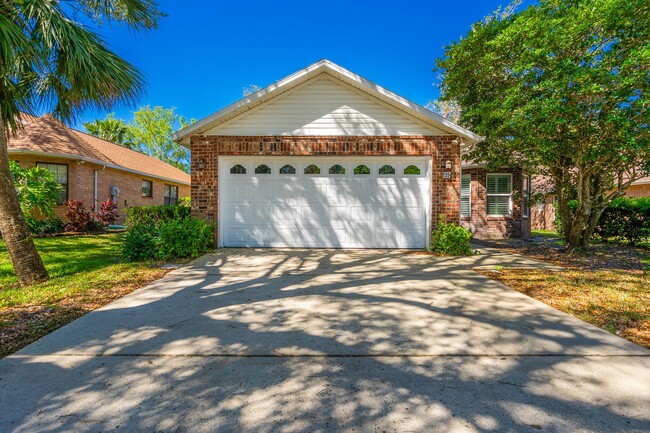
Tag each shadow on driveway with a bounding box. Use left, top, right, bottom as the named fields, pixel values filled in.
left=1, top=249, right=649, bottom=432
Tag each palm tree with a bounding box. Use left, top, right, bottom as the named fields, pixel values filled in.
left=0, top=0, right=163, bottom=286
left=84, top=114, right=136, bottom=149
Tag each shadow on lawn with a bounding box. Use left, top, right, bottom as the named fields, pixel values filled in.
left=1, top=249, right=649, bottom=432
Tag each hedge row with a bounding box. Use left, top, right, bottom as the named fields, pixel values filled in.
left=594, top=197, right=650, bottom=245
left=123, top=205, right=214, bottom=261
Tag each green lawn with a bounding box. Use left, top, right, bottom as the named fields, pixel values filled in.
left=0, top=234, right=167, bottom=356
left=530, top=229, right=560, bottom=239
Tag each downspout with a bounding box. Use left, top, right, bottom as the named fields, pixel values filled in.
left=93, top=165, right=106, bottom=207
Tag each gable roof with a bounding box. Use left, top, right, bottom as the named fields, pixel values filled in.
left=8, top=114, right=190, bottom=185
left=172, top=59, right=484, bottom=146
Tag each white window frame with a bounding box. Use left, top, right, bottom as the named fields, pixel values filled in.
left=460, top=173, right=471, bottom=218
left=486, top=173, right=513, bottom=217
left=522, top=175, right=531, bottom=218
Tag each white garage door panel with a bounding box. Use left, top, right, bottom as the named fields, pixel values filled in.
left=219, top=157, right=431, bottom=248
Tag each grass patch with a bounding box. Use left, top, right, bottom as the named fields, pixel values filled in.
left=478, top=267, right=650, bottom=349
left=0, top=234, right=168, bottom=357
left=531, top=229, right=559, bottom=239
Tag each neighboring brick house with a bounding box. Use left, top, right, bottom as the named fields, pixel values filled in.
left=9, top=114, right=190, bottom=224
left=173, top=59, right=529, bottom=247
left=529, top=175, right=650, bottom=231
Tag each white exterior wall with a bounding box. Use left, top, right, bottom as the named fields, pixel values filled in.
left=209, top=78, right=442, bottom=136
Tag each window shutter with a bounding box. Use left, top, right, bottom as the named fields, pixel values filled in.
left=460, top=174, right=471, bottom=217
left=486, top=176, right=496, bottom=194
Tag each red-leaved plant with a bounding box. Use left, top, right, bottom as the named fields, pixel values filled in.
left=64, top=199, right=119, bottom=232
left=94, top=199, right=119, bottom=226
left=64, top=199, right=92, bottom=232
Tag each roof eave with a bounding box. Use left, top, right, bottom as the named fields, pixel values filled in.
left=8, top=149, right=191, bottom=186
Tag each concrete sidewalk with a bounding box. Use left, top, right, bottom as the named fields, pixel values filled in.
left=1, top=249, right=648, bottom=432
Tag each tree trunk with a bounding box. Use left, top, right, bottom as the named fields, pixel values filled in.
left=0, top=124, right=49, bottom=286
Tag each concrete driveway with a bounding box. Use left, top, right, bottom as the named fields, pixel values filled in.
left=1, top=249, right=649, bottom=432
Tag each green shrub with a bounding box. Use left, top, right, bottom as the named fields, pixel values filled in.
left=10, top=161, right=61, bottom=217
left=123, top=226, right=157, bottom=261
left=429, top=215, right=473, bottom=256
left=594, top=197, right=650, bottom=245
left=25, top=216, right=66, bottom=236
left=125, top=205, right=191, bottom=228
left=154, top=218, right=215, bottom=260
left=123, top=205, right=214, bottom=261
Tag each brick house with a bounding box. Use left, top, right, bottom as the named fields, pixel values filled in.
left=9, top=114, right=190, bottom=223
left=530, top=175, right=650, bottom=231
left=173, top=60, right=529, bottom=247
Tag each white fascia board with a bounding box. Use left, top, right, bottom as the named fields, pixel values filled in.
left=8, top=149, right=190, bottom=186
left=173, top=59, right=485, bottom=146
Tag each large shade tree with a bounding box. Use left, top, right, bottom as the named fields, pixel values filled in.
left=0, top=0, right=163, bottom=286
left=436, top=0, right=649, bottom=250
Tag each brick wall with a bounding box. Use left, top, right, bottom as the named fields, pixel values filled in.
left=626, top=183, right=650, bottom=198
left=12, top=155, right=189, bottom=224
left=531, top=182, right=650, bottom=231
left=190, top=135, right=461, bottom=244
left=460, top=167, right=530, bottom=239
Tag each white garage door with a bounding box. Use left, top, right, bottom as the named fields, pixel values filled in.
left=219, top=156, right=432, bottom=248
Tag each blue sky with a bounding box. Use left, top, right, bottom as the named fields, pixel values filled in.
left=75, top=0, right=532, bottom=128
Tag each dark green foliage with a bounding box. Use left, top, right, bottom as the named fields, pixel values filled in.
left=123, top=226, right=157, bottom=261
left=594, top=197, right=650, bottom=245
left=125, top=205, right=191, bottom=228
left=153, top=218, right=215, bottom=260
left=9, top=161, right=61, bottom=217
left=123, top=205, right=213, bottom=261
left=436, top=0, right=650, bottom=250
left=25, top=216, right=66, bottom=236
left=429, top=215, right=473, bottom=256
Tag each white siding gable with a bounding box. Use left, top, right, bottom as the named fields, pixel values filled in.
left=208, top=78, right=443, bottom=136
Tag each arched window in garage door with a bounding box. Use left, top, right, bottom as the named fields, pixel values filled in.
left=279, top=164, right=296, bottom=174
left=354, top=165, right=370, bottom=175
left=304, top=164, right=321, bottom=175
left=404, top=165, right=421, bottom=175
left=255, top=164, right=271, bottom=174
left=230, top=164, right=246, bottom=174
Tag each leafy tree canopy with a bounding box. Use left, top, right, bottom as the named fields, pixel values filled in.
left=85, top=106, right=192, bottom=172
left=129, top=106, right=191, bottom=172
left=436, top=0, right=649, bottom=249
left=84, top=113, right=135, bottom=148
left=9, top=161, right=60, bottom=217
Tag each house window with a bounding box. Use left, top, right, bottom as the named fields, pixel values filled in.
left=329, top=164, right=345, bottom=175
left=164, top=184, right=178, bottom=206
left=523, top=175, right=531, bottom=218
left=486, top=174, right=512, bottom=216
left=36, top=162, right=68, bottom=204
left=460, top=174, right=471, bottom=218
left=379, top=164, right=395, bottom=175
left=142, top=180, right=153, bottom=197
